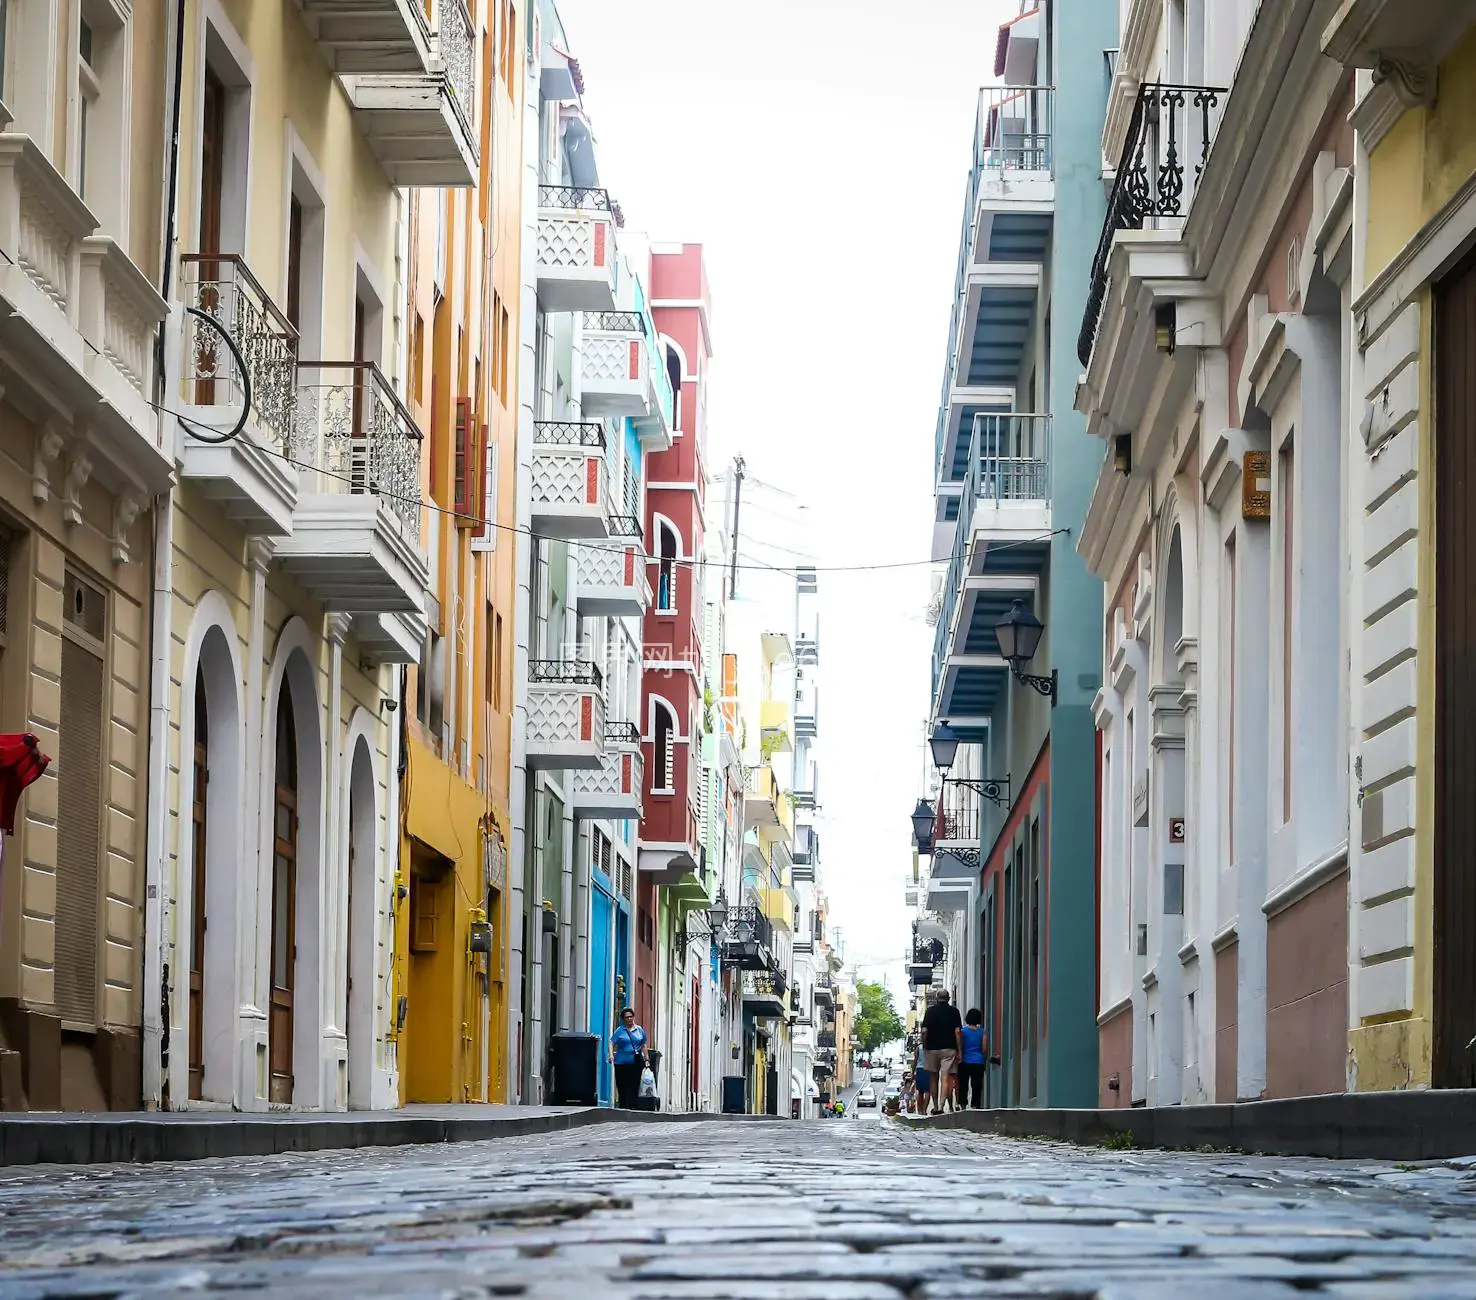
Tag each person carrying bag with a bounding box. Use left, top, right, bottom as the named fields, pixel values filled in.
left=609, top=1007, right=648, bottom=1109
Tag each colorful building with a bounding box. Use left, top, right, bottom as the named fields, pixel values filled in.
left=1322, top=0, right=1476, bottom=1091
left=920, top=0, right=1109, bottom=1107
left=396, top=0, right=522, bottom=1106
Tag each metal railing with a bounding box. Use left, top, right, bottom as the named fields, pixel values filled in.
left=294, top=362, right=424, bottom=543
left=721, top=904, right=774, bottom=953
left=744, top=967, right=787, bottom=1001
left=606, top=512, right=644, bottom=539
left=605, top=720, right=641, bottom=747
left=583, top=310, right=645, bottom=336
left=180, top=254, right=299, bottom=446
left=931, top=414, right=1051, bottom=701
left=935, top=782, right=983, bottom=844
left=437, top=0, right=475, bottom=125
left=976, top=85, right=1053, bottom=172
left=528, top=659, right=604, bottom=689
left=817, top=1029, right=836, bottom=1049
left=538, top=184, right=612, bottom=212
left=1078, top=82, right=1228, bottom=366
left=533, top=420, right=606, bottom=449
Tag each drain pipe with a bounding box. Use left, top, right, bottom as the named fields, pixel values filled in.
left=141, top=0, right=187, bottom=1112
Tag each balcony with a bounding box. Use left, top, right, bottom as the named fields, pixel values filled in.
left=579, top=312, right=651, bottom=417
left=969, top=85, right=1055, bottom=272
left=272, top=362, right=428, bottom=616
left=744, top=766, right=792, bottom=836
left=1079, top=82, right=1227, bottom=368
left=536, top=187, right=617, bottom=312
left=176, top=255, right=300, bottom=536
left=531, top=421, right=610, bottom=540
left=814, top=975, right=834, bottom=1003
left=905, top=883, right=919, bottom=907
left=759, top=885, right=795, bottom=933
left=794, top=702, right=817, bottom=742
left=719, top=905, right=774, bottom=972
left=526, top=659, right=606, bottom=771
left=759, top=700, right=793, bottom=756
left=742, top=967, right=788, bottom=1019
left=932, top=413, right=1052, bottom=731
left=342, top=0, right=477, bottom=187
left=571, top=721, right=644, bottom=820
left=297, top=0, right=433, bottom=75
left=926, top=875, right=971, bottom=913
left=574, top=513, right=649, bottom=615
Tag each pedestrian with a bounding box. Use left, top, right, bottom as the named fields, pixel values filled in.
left=913, top=1048, right=931, bottom=1116
left=959, top=1008, right=988, bottom=1109
left=920, top=988, right=962, bottom=1116
left=609, top=1007, right=648, bottom=1109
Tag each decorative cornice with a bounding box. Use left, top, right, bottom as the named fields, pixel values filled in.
left=247, top=536, right=277, bottom=575
left=1348, top=78, right=1406, bottom=153
left=1262, top=840, right=1350, bottom=918
left=1372, top=52, right=1437, bottom=107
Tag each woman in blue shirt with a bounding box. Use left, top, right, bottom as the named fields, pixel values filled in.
left=959, top=1009, right=988, bottom=1109
left=609, top=1006, right=648, bottom=1108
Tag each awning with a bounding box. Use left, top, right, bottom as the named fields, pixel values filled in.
left=0, top=734, right=50, bottom=834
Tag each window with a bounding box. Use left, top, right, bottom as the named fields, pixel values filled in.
left=285, top=196, right=304, bottom=329
left=499, top=301, right=511, bottom=404
left=411, top=314, right=426, bottom=407
left=657, top=522, right=678, bottom=613
left=453, top=396, right=474, bottom=520
left=1226, top=532, right=1238, bottom=861
left=653, top=703, right=675, bottom=792
left=77, top=19, right=98, bottom=201
left=665, top=345, right=682, bottom=429
left=1279, top=439, right=1295, bottom=822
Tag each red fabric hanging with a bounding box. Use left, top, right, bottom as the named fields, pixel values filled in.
left=0, top=734, right=50, bottom=834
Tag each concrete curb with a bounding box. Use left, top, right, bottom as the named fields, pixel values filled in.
left=901, top=1088, right=1476, bottom=1160
left=0, top=1107, right=783, bottom=1167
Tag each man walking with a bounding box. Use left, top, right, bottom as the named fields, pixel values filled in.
left=920, top=988, right=962, bottom=1115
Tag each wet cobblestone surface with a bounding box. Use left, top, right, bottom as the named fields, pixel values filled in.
left=1, top=1116, right=1474, bottom=1297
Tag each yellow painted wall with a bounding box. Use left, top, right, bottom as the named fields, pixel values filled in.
left=396, top=0, right=525, bottom=1103
left=1352, top=21, right=1476, bottom=1089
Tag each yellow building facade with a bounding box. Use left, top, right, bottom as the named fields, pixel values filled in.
left=1326, top=3, right=1476, bottom=1091
left=152, top=0, right=472, bottom=1111
left=396, top=0, right=525, bottom=1105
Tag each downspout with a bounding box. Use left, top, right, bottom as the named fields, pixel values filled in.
left=142, top=0, right=188, bottom=1111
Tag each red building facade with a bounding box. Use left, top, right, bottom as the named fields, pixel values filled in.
left=635, top=245, right=714, bottom=1034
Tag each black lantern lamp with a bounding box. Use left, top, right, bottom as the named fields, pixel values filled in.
left=930, top=720, right=1011, bottom=809
left=928, top=721, right=961, bottom=773
left=911, top=798, right=936, bottom=853
left=995, top=599, right=1057, bottom=704
left=707, top=886, right=729, bottom=932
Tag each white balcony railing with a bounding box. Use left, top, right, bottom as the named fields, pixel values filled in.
left=531, top=421, right=610, bottom=539
left=527, top=659, right=607, bottom=771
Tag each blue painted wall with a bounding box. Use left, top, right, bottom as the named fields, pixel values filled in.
left=1041, top=0, right=1113, bottom=1107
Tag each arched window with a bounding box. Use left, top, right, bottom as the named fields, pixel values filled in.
left=269, top=684, right=298, bottom=1104
left=665, top=344, right=682, bottom=429
left=657, top=521, right=679, bottom=613
left=653, top=700, right=676, bottom=792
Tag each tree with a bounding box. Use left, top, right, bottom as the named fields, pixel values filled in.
left=853, top=980, right=904, bottom=1053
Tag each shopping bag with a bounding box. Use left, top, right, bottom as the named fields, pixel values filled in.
left=639, top=1066, right=657, bottom=1097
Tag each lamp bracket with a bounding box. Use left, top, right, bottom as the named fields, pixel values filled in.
left=944, top=775, right=1011, bottom=809
left=1012, top=666, right=1058, bottom=704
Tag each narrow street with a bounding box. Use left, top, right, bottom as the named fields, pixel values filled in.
left=1, top=1121, right=1474, bottom=1298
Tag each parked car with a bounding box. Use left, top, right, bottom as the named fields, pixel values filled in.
left=856, top=1086, right=877, bottom=1108
left=882, top=1084, right=902, bottom=1105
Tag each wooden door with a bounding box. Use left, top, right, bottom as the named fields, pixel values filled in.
left=345, top=831, right=355, bottom=1105
left=1434, top=249, right=1476, bottom=1089
left=195, top=68, right=227, bottom=405
left=285, top=195, right=303, bottom=331
left=188, top=675, right=209, bottom=1101
left=269, top=689, right=298, bottom=1104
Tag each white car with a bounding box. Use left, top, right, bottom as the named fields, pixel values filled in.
left=856, top=1085, right=877, bottom=1107
left=882, top=1084, right=902, bottom=1108
left=870, top=1067, right=888, bottom=1082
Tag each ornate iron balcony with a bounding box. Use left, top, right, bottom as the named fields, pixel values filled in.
left=534, top=420, right=606, bottom=449
left=538, top=184, right=612, bottom=212
left=528, top=659, right=604, bottom=689
left=437, top=0, right=475, bottom=126
left=1078, top=82, right=1228, bottom=367
left=605, top=720, right=641, bottom=746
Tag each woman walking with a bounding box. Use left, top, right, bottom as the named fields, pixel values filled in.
left=959, top=1008, right=988, bottom=1109
left=609, top=1007, right=648, bottom=1108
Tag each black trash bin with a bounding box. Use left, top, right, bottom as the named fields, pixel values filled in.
left=721, top=1074, right=747, bottom=1115
left=548, top=1031, right=599, bottom=1106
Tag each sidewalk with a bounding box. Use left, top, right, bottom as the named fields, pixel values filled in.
left=902, top=1087, right=1476, bottom=1160
left=0, top=1102, right=771, bottom=1167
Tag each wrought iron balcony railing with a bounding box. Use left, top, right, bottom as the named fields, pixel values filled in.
left=606, top=720, right=641, bottom=746
left=437, top=0, right=475, bottom=126
left=817, top=1029, right=836, bottom=1049
left=534, top=420, right=606, bottom=449
left=583, top=310, right=646, bottom=336
left=180, top=254, right=299, bottom=446
left=721, top=903, right=774, bottom=956
left=976, top=85, right=1054, bottom=173
left=294, top=362, right=424, bottom=543
left=528, top=659, right=604, bottom=689
left=539, top=184, right=611, bottom=212
left=1078, top=82, right=1228, bottom=367
left=606, top=512, right=644, bottom=539
left=935, top=781, right=983, bottom=844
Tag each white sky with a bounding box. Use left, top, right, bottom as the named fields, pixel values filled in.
left=560, top=0, right=1012, bottom=999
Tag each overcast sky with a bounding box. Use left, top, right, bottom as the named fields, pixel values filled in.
left=560, top=0, right=1012, bottom=999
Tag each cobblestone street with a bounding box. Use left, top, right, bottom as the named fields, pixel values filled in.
left=1, top=1117, right=1474, bottom=1298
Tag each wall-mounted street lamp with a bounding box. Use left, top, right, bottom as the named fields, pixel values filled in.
left=994, top=599, right=1058, bottom=705
left=928, top=721, right=1011, bottom=809
left=911, top=799, right=936, bottom=854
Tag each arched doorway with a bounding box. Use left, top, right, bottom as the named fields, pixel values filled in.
left=270, top=685, right=299, bottom=1104
left=346, top=737, right=377, bottom=1107
left=188, top=674, right=209, bottom=1100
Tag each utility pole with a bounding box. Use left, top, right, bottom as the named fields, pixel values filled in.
left=728, top=455, right=745, bottom=599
